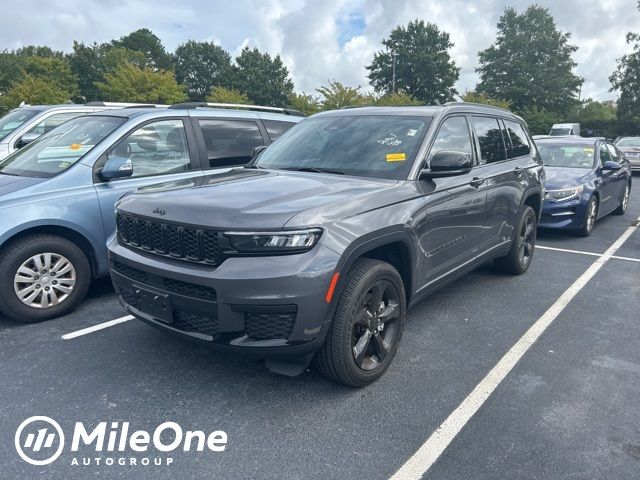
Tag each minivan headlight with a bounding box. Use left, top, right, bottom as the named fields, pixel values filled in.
left=225, top=229, right=322, bottom=253
left=544, top=185, right=583, bottom=202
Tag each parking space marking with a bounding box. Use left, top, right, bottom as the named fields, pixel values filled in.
left=538, top=245, right=640, bottom=263
left=61, top=315, right=133, bottom=340
left=390, top=216, right=640, bottom=480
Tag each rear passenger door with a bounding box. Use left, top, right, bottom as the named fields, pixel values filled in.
left=195, top=118, right=268, bottom=169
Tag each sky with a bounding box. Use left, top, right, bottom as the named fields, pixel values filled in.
left=0, top=0, right=638, bottom=101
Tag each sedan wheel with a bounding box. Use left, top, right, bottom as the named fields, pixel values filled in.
left=579, top=196, right=598, bottom=237
left=14, top=253, right=77, bottom=309
left=614, top=183, right=630, bottom=215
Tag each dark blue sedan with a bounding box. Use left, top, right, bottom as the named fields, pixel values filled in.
left=537, top=137, right=632, bottom=236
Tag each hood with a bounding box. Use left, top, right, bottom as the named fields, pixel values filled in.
left=0, top=173, right=48, bottom=197
left=116, top=168, right=406, bottom=229
left=543, top=167, right=592, bottom=190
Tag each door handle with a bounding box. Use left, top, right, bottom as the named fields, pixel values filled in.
left=470, top=176, right=485, bottom=188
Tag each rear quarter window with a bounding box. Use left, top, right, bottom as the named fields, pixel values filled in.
left=262, top=120, right=296, bottom=141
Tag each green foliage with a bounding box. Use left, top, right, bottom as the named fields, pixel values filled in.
left=367, top=19, right=459, bottom=104
left=316, top=81, right=374, bottom=110
left=0, top=75, right=72, bottom=111
left=111, top=28, right=173, bottom=70
left=573, top=99, right=617, bottom=123
left=15, top=45, right=64, bottom=58
left=287, top=92, right=321, bottom=116
left=233, top=47, right=294, bottom=106
left=174, top=41, right=233, bottom=101
left=206, top=86, right=251, bottom=104
left=95, top=62, right=186, bottom=104
left=0, top=51, right=24, bottom=93
left=461, top=90, right=512, bottom=110
left=610, top=32, right=640, bottom=119
left=477, top=5, right=583, bottom=116
left=516, top=107, right=560, bottom=135
left=374, top=92, right=422, bottom=106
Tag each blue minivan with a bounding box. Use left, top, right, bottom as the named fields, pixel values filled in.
left=0, top=104, right=302, bottom=322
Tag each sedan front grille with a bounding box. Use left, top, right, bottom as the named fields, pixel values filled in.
left=116, top=212, right=221, bottom=265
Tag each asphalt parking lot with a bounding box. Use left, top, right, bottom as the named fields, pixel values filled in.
left=1, top=185, right=639, bottom=480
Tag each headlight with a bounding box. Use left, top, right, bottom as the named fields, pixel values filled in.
left=544, top=185, right=583, bottom=202
left=224, top=229, right=322, bottom=253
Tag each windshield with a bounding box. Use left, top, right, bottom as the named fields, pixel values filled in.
left=255, top=115, right=431, bottom=180
left=0, top=116, right=126, bottom=178
left=538, top=144, right=595, bottom=169
left=549, top=128, right=572, bottom=136
left=616, top=137, right=640, bottom=147
left=0, top=108, right=43, bottom=142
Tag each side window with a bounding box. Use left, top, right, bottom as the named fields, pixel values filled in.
left=198, top=119, right=264, bottom=168
left=429, top=116, right=473, bottom=162
left=263, top=120, right=296, bottom=141
left=27, top=112, right=86, bottom=135
left=107, top=119, right=190, bottom=178
left=471, top=116, right=507, bottom=164
left=606, top=144, right=620, bottom=162
left=504, top=120, right=531, bottom=158
left=599, top=144, right=611, bottom=166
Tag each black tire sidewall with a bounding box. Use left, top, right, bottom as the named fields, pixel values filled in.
left=580, top=196, right=598, bottom=236
left=0, top=236, right=91, bottom=322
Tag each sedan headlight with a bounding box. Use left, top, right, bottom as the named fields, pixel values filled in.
left=225, top=229, right=322, bottom=253
left=544, top=185, right=584, bottom=202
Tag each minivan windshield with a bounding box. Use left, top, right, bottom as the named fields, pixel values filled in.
left=0, top=116, right=126, bottom=178
left=0, top=108, right=44, bottom=142
left=537, top=143, right=595, bottom=169
left=254, top=115, right=431, bottom=180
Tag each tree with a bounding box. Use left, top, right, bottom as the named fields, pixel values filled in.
left=174, top=41, right=233, bottom=101
left=0, top=51, right=23, bottom=93
left=517, top=107, right=560, bottom=135
left=574, top=99, right=617, bottom=123
left=367, top=20, right=459, bottom=104
left=610, top=3, right=640, bottom=119
left=233, top=47, right=294, bottom=106
left=206, top=86, right=251, bottom=104
left=374, top=92, right=422, bottom=106
left=0, top=75, right=72, bottom=111
left=461, top=90, right=512, bottom=110
left=111, top=28, right=172, bottom=70
left=95, top=62, right=186, bottom=104
left=476, top=6, right=583, bottom=116
left=316, top=81, right=374, bottom=110
left=287, top=92, right=321, bottom=115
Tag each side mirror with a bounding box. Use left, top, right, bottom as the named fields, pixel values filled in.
left=420, top=151, right=472, bottom=178
left=251, top=145, right=267, bottom=158
left=602, top=160, right=622, bottom=171
left=100, top=156, right=133, bottom=181
left=16, top=133, right=41, bottom=149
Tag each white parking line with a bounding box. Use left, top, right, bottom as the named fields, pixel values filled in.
left=538, top=245, right=640, bottom=263
left=390, top=216, right=640, bottom=480
left=61, top=315, right=134, bottom=340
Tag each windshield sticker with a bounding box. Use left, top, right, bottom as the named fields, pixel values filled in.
left=377, top=134, right=402, bottom=147
left=386, top=153, right=406, bottom=162
left=407, top=129, right=418, bottom=137
left=58, top=161, right=71, bottom=169
left=69, top=143, right=82, bottom=150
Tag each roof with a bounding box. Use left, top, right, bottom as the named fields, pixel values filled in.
left=535, top=136, right=599, bottom=146
left=85, top=107, right=302, bottom=123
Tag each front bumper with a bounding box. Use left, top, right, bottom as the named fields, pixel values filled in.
left=539, top=197, right=588, bottom=230
left=108, top=236, right=340, bottom=358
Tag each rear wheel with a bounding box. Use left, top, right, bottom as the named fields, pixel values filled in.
left=578, top=196, right=598, bottom=237
left=0, top=235, right=91, bottom=322
left=494, top=206, right=537, bottom=275
left=613, top=182, right=630, bottom=215
left=314, top=258, right=406, bottom=387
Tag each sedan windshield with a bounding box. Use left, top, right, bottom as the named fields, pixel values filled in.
left=0, top=116, right=126, bottom=178
left=538, top=144, right=595, bottom=168
left=255, top=115, right=431, bottom=180
left=0, top=108, right=44, bottom=142
left=616, top=137, right=640, bottom=147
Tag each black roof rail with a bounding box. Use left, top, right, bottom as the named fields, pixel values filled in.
left=443, top=101, right=513, bottom=113
left=167, top=102, right=306, bottom=117
left=85, top=101, right=166, bottom=108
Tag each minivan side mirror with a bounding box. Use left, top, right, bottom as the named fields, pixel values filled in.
left=100, top=156, right=133, bottom=181
left=16, top=132, right=41, bottom=149
left=420, top=151, right=473, bottom=178
left=251, top=145, right=267, bottom=158
left=602, top=160, right=622, bottom=171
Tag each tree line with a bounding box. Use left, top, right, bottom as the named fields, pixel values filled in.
left=0, top=4, right=638, bottom=136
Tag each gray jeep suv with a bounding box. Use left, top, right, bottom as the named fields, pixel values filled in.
left=108, top=103, right=543, bottom=386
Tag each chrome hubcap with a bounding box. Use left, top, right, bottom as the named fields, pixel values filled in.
left=622, top=186, right=629, bottom=210
left=14, top=253, right=76, bottom=309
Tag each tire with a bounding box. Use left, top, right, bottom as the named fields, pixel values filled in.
left=613, top=182, right=631, bottom=215
left=0, top=234, right=91, bottom=322
left=494, top=206, right=537, bottom=275
left=578, top=196, right=598, bottom=237
left=313, top=258, right=406, bottom=387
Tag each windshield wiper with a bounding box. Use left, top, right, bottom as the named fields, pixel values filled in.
left=279, top=167, right=345, bottom=175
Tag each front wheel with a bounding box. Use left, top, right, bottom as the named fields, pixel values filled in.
left=578, top=196, right=598, bottom=237
left=613, top=182, right=630, bottom=215
left=0, top=234, right=91, bottom=322
left=314, top=258, right=406, bottom=387
left=494, top=205, right=537, bottom=275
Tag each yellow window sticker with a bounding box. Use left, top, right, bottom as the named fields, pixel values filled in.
left=58, top=162, right=71, bottom=169
left=70, top=143, right=82, bottom=150
left=386, top=153, right=406, bottom=162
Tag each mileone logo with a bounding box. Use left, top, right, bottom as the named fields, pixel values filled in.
left=15, top=416, right=227, bottom=467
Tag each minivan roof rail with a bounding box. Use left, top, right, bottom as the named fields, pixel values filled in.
left=443, top=101, right=512, bottom=113
left=167, top=102, right=306, bottom=117
left=85, top=101, right=167, bottom=108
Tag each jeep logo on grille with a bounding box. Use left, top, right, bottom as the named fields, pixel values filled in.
left=152, top=208, right=167, bottom=216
